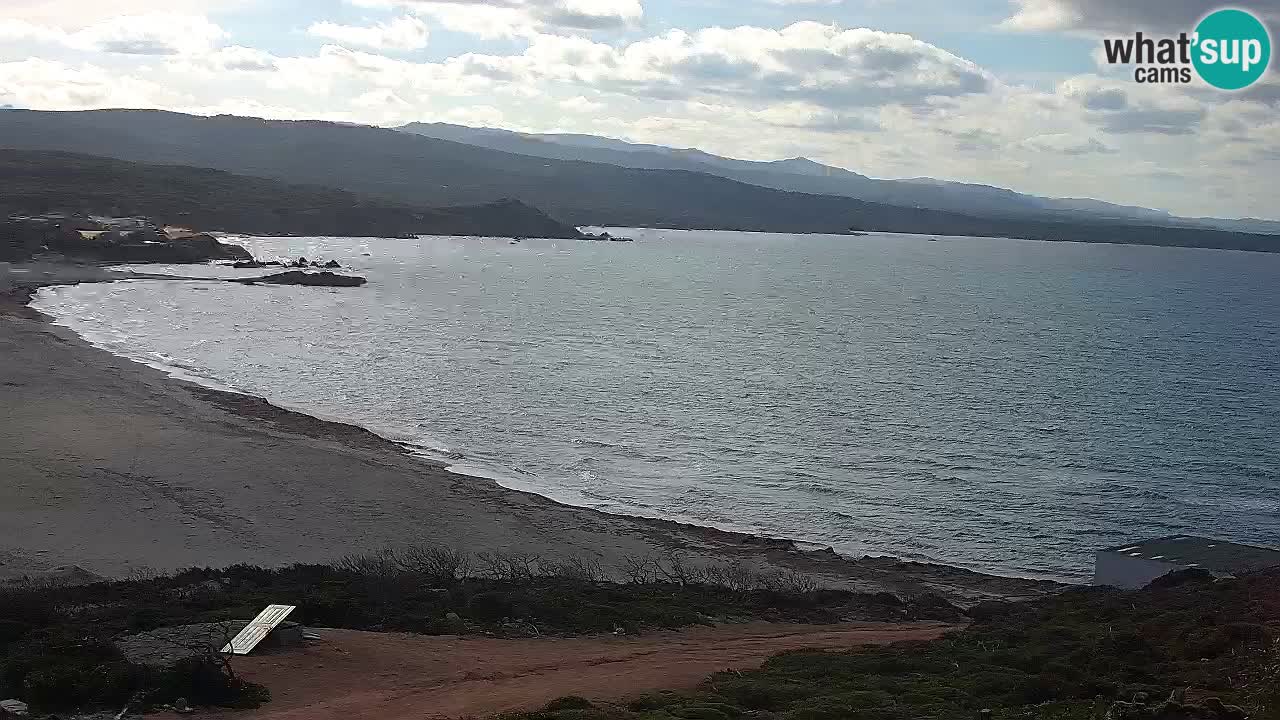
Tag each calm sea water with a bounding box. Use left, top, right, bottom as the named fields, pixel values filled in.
left=32, top=229, right=1280, bottom=581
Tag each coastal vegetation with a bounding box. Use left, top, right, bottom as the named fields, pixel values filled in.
left=2, top=548, right=1276, bottom=718
left=509, top=569, right=1280, bottom=720
left=0, top=548, right=958, bottom=714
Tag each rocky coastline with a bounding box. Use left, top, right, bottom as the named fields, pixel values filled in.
left=1, top=213, right=252, bottom=264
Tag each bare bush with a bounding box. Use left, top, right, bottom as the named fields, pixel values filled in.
left=398, top=545, right=471, bottom=585
left=620, top=554, right=659, bottom=584
left=721, top=563, right=768, bottom=593
left=655, top=553, right=695, bottom=586
left=336, top=550, right=400, bottom=579
left=475, top=550, right=540, bottom=581
left=541, top=555, right=606, bottom=582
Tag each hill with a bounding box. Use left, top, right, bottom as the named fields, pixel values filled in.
left=399, top=122, right=1178, bottom=224
left=0, top=110, right=1276, bottom=252
left=0, top=149, right=580, bottom=239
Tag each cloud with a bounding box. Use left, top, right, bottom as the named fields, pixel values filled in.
left=200, top=46, right=280, bottom=72
left=1079, top=86, right=1126, bottom=110
left=269, top=44, right=493, bottom=96
left=307, top=15, right=429, bottom=51
left=0, top=57, right=184, bottom=108
left=939, top=126, right=1003, bottom=152
left=1094, top=107, right=1206, bottom=135
left=462, top=23, right=993, bottom=113
left=0, top=0, right=246, bottom=29
left=750, top=102, right=881, bottom=132
left=559, top=95, right=605, bottom=111
left=0, top=14, right=227, bottom=56
left=1000, top=0, right=1280, bottom=34
left=350, top=0, right=643, bottom=37
left=1059, top=75, right=1206, bottom=135
left=1024, top=133, right=1115, bottom=154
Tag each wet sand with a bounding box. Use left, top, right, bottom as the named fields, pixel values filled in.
left=0, top=262, right=1061, bottom=602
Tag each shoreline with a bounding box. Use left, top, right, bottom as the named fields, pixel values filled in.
left=1, top=261, right=1064, bottom=603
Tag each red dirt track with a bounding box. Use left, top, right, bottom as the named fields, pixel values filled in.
left=229, top=622, right=952, bottom=719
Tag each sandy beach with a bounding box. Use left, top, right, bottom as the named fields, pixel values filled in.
left=0, top=262, right=1059, bottom=602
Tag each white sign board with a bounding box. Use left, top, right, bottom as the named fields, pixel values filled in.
left=221, top=604, right=296, bottom=655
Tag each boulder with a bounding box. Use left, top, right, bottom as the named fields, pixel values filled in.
left=0, top=698, right=28, bottom=716
left=166, top=233, right=253, bottom=262
left=322, top=260, right=341, bottom=268
left=234, top=271, right=367, bottom=287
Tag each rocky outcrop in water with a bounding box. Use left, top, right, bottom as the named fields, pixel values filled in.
left=233, top=271, right=367, bottom=287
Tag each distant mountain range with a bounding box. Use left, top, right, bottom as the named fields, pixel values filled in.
left=399, top=122, right=1278, bottom=235
left=0, top=149, right=579, bottom=239
left=0, top=109, right=1275, bottom=253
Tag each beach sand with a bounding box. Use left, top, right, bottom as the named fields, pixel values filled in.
left=0, top=263, right=1060, bottom=602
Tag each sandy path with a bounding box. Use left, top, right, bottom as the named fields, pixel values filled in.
left=226, top=622, right=951, bottom=720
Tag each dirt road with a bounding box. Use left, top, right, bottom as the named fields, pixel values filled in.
left=229, top=622, right=951, bottom=720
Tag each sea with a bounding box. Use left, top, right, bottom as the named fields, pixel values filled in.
left=30, top=229, right=1280, bottom=582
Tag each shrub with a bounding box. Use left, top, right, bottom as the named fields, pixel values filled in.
left=148, top=656, right=270, bottom=709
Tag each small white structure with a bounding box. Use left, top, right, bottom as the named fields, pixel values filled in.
left=1094, top=535, right=1280, bottom=589
left=221, top=604, right=296, bottom=655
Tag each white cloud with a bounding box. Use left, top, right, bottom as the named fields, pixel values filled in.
left=751, top=102, right=880, bottom=132
left=350, top=0, right=643, bottom=38
left=559, top=95, right=605, bottom=111
left=450, top=23, right=993, bottom=113
left=1001, top=0, right=1280, bottom=34
left=0, top=14, right=227, bottom=56
left=0, top=0, right=246, bottom=29
left=203, top=46, right=279, bottom=72
left=1058, top=75, right=1207, bottom=135
left=0, top=57, right=185, bottom=108
left=307, top=15, right=429, bottom=51
left=1023, top=133, right=1114, bottom=154
left=74, top=14, right=227, bottom=55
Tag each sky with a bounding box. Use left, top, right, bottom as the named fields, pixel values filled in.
left=1, top=0, right=1279, bottom=218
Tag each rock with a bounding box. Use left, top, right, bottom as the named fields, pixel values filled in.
left=0, top=699, right=28, bottom=716
left=234, top=271, right=367, bottom=287
left=441, top=611, right=466, bottom=633
left=322, top=260, right=341, bottom=268
left=173, top=698, right=192, bottom=714
left=1147, top=568, right=1214, bottom=589
left=235, top=257, right=285, bottom=269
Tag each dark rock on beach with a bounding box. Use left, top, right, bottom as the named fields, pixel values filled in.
left=234, top=270, right=367, bottom=287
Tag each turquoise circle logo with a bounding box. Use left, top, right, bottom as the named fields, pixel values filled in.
left=1192, top=8, right=1272, bottom=90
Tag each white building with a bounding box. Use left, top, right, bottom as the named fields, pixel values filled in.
left=1094, top=535, right=1280, bottom=589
